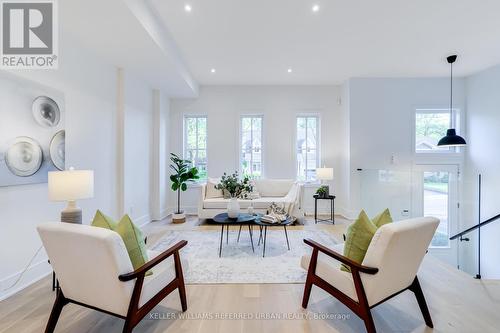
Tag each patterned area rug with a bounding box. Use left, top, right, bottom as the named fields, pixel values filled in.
left=151, top=228, right=339, bottom=284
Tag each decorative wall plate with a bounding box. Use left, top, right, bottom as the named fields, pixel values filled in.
left=5, top=137, right=43, bottom=177
left=49, top=130, right=65, bottom=170
left=32, top=96, right=60, bottom=128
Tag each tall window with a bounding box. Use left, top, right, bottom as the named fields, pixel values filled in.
left=415, top=109, right=458, bottom=153
left=240, top=116, right=263, bottom=178
left=296, top=116, right=319, bottom=181
left=184, top=115, right=207, bottom=180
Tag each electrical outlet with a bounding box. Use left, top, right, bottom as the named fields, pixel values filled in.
left=401, top=209, right=410, bottom=217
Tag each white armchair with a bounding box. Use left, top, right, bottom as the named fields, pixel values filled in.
left=301, top=217, right=439, bottom=333
left=37, top=222, right=188, bottom=333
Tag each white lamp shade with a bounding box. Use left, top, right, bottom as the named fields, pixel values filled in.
left=316, top=167, right=334, bottom=180
left=49, top=170, right=94, bottom=201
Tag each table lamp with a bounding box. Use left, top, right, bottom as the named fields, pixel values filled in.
left=48, top=168, right=94, bottom=224
left=316, top=167, right=334, bottom=196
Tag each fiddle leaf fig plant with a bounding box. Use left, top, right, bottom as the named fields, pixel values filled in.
left=170, top=153, right=199, bottom=214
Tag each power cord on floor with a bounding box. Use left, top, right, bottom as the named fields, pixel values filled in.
left=1, top=245, right=43, bottom=292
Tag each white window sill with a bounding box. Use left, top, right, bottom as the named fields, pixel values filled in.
left=301, top=181, right=321, bottom=188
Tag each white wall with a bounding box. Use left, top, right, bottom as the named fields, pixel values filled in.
left=0, top=44, right=168, bottom=300
left=151, top=90, right=171, bottom=220
left=346, top=77, right=466, bottom=218
left=0, top=43, right=118, bottom=300
left=123, top=72, right=153, bottom=226
left=464, top=64, right=500, bottom=279
left=169, top=85, right=348, bottom=215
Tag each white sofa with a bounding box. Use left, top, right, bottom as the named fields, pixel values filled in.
left=198, top=178, right=304, bottom=220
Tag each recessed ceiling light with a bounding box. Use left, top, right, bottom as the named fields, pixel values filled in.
left=287, top=68, right=293, bottom=73
left=312, top=4, right=320, bottom=12
left=184, top=4, right=192, bottom=12
left=210, top=68, right=216, bottom=73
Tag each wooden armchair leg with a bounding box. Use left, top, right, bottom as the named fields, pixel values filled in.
left=409, top=276, right=433, bottom=328
left=174, top=252, right=188, bottom=312
left=361, top=307, right=376, bottom=333
left=302, top=278, right=313, bottom=309
left=302, top=249, right=318, bottom=309
left=122, top=319, right=134, bottom=333
left=352, top=269, right=376, bottom=333
left=45, top=289, right=68, bottom=333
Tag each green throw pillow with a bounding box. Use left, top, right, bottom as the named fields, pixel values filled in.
left=342, top=210, right=378, bottom=271
left=91, top=211, right=150, bottom=275
left=341, top=209, right=393, bottom=272
left=115, top=215, right=149, bottom=272
left=372, top=208, right=393, bottom=227
left=92, top=210, right=117, bottom=229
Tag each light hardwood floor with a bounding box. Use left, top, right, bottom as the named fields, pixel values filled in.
left=1, top=215, right=499, bottom=333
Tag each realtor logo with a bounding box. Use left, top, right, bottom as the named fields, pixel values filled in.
left=1, top=0, right=58, bottom=69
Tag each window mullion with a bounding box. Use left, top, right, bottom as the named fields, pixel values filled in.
left=250, top=117, right=254, bottom=176
left=305, top=117, right=309, bottom=181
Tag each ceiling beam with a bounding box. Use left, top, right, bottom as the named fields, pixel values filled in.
left=123, top=0, right=199, bottom=96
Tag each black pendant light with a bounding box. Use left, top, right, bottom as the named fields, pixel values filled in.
left=437, top=55, right=467, bottom=147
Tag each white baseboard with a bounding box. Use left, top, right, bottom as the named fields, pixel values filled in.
left=152, top=208, right=170, bottom=221
left=167, top=206, right=198, bottom=215
left=135, top=214, right=152, bottom=228
left=0, top=259, right=52, bottom=301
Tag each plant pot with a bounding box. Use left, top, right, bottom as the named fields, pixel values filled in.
left=172, top=211, right=186, bottom=224
left=317, top=185, right=330, bottom=198
left=227, top=198, right=240, bottom=218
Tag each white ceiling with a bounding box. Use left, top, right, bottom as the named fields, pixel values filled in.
left=150, top=0, right=500, bottom=85
left=61, top=0, right=197, bottom=97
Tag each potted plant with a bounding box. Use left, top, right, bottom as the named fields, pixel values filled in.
left=215, top=172, right=252, bottom=218
left=316, top=185, right=329, bottom=198
left=170, top=153, right=199, bottom=223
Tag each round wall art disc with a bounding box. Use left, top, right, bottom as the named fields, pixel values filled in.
left=5, top=137, right=43, bottom=177
left=49, top=130, right=65, bottom=170
left=32, top=96, right=60, bottom=128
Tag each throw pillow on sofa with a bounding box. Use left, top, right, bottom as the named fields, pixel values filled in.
left=341, top=209, right=392, bottom=272
left=91, top=210, right=150, bottom=274
left=206, top=178, right=223, bottom=199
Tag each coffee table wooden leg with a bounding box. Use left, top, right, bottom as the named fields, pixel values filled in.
left=237, top=225, right=242, bottom=242
left=219, top=225, right=224, bottom=257
left=226, top=225, right=229, bottom=244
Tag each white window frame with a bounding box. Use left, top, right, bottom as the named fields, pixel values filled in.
left=183, top=115, right=208, bottom=182
left=414, top=108, right=462, bottom=154
left=295, top=114, right=321, bottom=182
left=239, top=115, right=264, bottom=178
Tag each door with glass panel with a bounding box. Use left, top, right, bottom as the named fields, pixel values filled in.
left=412, top=165, right=459, bottom=267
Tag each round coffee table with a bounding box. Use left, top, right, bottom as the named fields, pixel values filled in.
left=212, top=213, right=256, bottom=257
left=254, top=216, right=294, bottom=257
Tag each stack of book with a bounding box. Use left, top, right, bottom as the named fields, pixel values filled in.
left=261, top=213, right=287, bottom=224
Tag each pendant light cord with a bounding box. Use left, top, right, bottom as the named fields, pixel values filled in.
left=450, top=60, right=453, bottom=114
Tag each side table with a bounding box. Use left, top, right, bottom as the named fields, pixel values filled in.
left=313, top=194, right=335, bottom=224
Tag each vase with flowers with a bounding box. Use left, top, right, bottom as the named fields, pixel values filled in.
left=215, top=171, right=253, bottom=218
